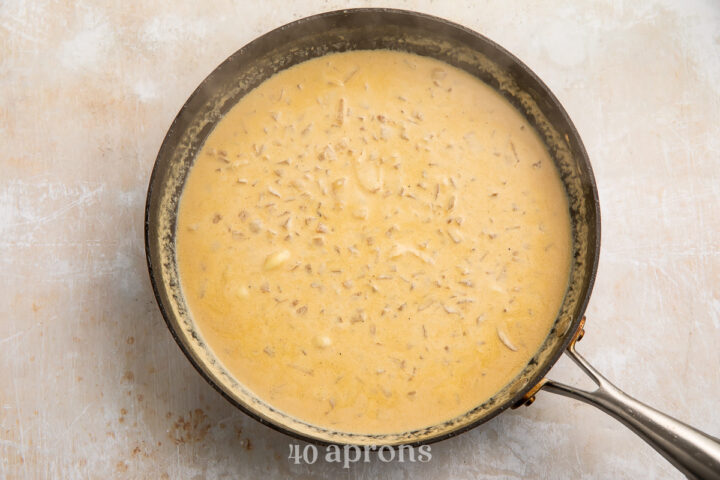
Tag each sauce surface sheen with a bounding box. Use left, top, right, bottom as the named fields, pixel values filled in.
left=176, top=50, right=572, bottom=434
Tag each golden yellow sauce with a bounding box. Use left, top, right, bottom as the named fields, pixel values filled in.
left=176, top=50, right=572, bottom=434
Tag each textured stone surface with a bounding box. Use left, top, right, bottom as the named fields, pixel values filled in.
left=1, top=1, right=719, bottom=478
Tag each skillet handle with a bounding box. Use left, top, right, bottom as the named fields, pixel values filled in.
left=539, top=340, right=720, bottom=479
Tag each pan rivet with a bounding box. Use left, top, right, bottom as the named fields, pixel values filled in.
left=524, top=396, right=536, bottom=407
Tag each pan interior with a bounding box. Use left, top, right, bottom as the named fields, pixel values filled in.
left=146, top=9, right=598, bottom=446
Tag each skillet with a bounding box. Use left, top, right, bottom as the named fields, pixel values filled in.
left=144, top=9, right=720, bottom=478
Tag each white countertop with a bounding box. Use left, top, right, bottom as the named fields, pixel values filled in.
left=2, top=1, right=719, bottom=478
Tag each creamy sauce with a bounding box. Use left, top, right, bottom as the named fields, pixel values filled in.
left=176, top=50, right=572, bottom=434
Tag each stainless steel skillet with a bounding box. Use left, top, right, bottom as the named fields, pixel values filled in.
left=144, top=9, right=720, bottom=478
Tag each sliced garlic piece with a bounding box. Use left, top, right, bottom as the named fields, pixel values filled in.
left=497, top=326, right=518, bottom=351
left=264, top=249, right=291, bottom=270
